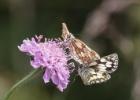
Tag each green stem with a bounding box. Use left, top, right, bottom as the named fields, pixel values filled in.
left=2, top=69, right=41, bottom=100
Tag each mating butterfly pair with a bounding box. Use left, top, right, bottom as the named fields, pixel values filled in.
left=61, top=23, right=118, bottom=85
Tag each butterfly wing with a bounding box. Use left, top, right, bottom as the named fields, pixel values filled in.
left=89, top=53, right=118, bottom=73
left=62, top=23, right=75, bottom=41
left=61, top=23, right=100, bottom=65
left=78, top=53, right=118, bottom=85
left=78, top=67, right=111, bottom=85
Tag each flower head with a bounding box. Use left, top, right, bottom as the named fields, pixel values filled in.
left=18, top=35, right=70, bottom=92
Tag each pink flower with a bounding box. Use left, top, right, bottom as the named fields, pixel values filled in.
left=18, top=35, right=70, bottom=92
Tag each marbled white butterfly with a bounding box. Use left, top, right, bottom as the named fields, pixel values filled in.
left=61, top=23, right=118, bottom=85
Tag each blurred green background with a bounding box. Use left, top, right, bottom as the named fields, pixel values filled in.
left=0, top=0, right=140, bottom=100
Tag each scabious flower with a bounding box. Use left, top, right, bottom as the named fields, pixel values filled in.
left=18, top=35, right=70, bottom=92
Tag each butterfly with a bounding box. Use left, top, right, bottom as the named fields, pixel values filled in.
left=61, top=23, right=118, bottom=85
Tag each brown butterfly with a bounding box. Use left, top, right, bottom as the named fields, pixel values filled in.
left=61, top=23, right=118, bottom=85
left=62, top=23, right=100, bottom=65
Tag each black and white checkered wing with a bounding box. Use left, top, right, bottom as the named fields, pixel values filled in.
left=78, top=67, right=111, bottom=85
left=78, top=53, right=118, bottom=85
left=93, top=53, right=118, bottom=73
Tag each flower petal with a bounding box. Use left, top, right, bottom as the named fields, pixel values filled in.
left=43, top=69, right=51, bottom=83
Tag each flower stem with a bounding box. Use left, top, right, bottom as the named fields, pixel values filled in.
left=2, top=69, right=41, bottom=100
